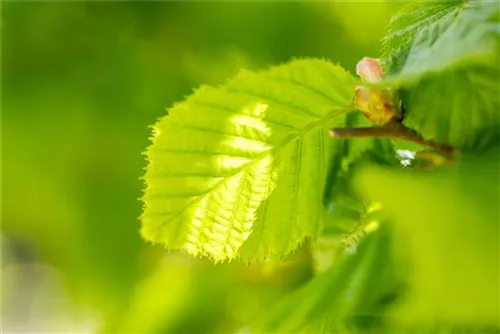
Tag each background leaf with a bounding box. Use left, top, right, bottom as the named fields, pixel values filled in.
left=381, top=1, right=463, bottom=75
left=247, top=228, right=399, bottom=334
left=141, top=59, right=358, bottom=261
left=355, top=145, right=500, bottom=328
left=382, top=1, right=500, bottom=149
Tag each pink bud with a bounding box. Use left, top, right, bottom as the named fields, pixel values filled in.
left=356, top=57, right=383, bottom=82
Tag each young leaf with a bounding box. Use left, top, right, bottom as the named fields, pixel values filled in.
left=386, top=1, right=499, bottom=85
left=140, top=59, right=358, bottom=261
left=383, top=1, right=500, bottom=149
left=381, top=0, right=463, bottom=74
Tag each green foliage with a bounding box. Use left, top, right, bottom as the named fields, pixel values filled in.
left=136, top=0, right=500, bottom=332
left=380, top=0, right=463, bottom=74
left=356, top=147, right=500, bottom=328
left=141, top=59, right=359, bottom=261
left=246, top=229, right=394, bottom=333
left=4, top=3, right=399, bottom=333
left=3, top=0, right=500, bottom=333
left=382, top=0, right=500, bottom=149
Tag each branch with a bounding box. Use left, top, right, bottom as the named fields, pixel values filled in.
left=329, top=121, right=455, bottom=154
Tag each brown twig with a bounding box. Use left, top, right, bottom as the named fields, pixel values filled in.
left=329, top=121, right=455, bottom=154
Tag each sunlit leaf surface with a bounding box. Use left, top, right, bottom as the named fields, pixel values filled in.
left=141, top=59, right=358, bottom=261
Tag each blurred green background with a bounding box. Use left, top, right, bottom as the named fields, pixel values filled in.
left=1, top=2, right=405, bottom=333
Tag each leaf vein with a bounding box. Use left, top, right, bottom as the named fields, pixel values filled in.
left=151, top=108, right=350, bottom=239
left=225, top=87, right=321, bottom=119
left=190, top=100, right=297, bottom=131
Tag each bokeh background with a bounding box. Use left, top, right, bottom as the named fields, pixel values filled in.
left=2, top=2, right=407, bottom=333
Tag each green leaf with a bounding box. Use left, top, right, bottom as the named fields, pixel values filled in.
left=383, top=1, right=500, bottom=149
left=355, top=145, right=500, bottom=327
left=401, top=67, right=500, bottom=150
left=140, top=59, right=358, bottom=261
left=318, top=110, right=398, bottom=275
left=323, top=111, right=396, bottom=208
left=381, top=0, right=463, bottom=74
left=313, top=204, right=385, bottom=275
left=385, top=1, right=499, bottom=85
left=246, top=229, right=393, bottom=333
